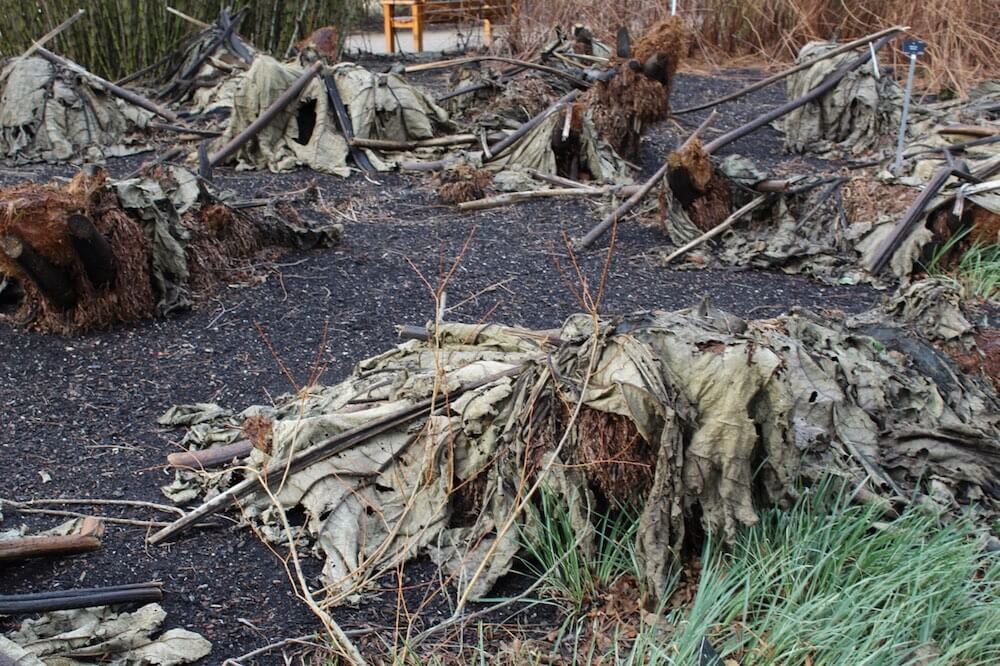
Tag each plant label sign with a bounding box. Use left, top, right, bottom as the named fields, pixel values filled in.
left=902, top=39, right=926, bottom=57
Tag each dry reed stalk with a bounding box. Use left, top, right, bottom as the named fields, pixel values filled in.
left=507, top=0, right=998, bottom=95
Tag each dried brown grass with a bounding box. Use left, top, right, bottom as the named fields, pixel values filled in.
left=506, top=1, right=999, bottom=95
left=184, top=204, right=263, bottom=294
left=580, top=17, right=685, bottom=159
left=436, top=166, right=493, bottom=204
left=570, top=406, right=656, bottom=504
left=0, top=173, right=156, bottom=333
left=687, top=176, right=732, bottom=232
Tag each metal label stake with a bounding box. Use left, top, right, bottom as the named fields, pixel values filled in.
left=893, top=39, right=925, bottom=175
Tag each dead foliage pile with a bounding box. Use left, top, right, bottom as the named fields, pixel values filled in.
left=0, top=168, right=295, bottom=333
left=0, top=172, right=155, bottom=333
left=436, top=166, right=494, bottom=204
left=582, top=17, right=687, bottom=159
left=156, top=293, right=1000, bottom=609
left=183, top=204, right=262, bottom=294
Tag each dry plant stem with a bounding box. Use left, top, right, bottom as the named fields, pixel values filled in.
left=253, top=479, right=368, bottom=666
left=35, top=47, right=182, bottom=124
left=147, top=366, right=527, bottom=545
left=123, top=147, right=186, bottom=179
left=6, top=507, right=210, bottom=529
left=526, top=169, right=601, bottom=190
left=404, top=56, right=590, bottom=89
left=660, top=194, right=771, bottom=264
left=674, top=25, right=906, bottom=115
left=576, top=110, right=719, bottom=249
left=457, top=188, right=609, bottom=211
left=20, top=9, right=85, bottom=60
left=223, top=632, right=380, bottom=666
left=349, top=133, right=506, bottom=150
left=4, top=497, right=186, bottom=516
left=702, top=33, right=897, bottom=154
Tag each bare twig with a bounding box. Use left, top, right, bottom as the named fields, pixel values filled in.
left=660, top=194, right=771, bottom=264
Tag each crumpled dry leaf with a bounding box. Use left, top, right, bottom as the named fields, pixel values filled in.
left=2, top=604, right=210, bottom=666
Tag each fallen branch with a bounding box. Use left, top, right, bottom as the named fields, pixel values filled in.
left=575, top=110, right=718, bottom=249
left=673, top=26, right=906, bottom=115
left=167, top=440, right=254, bottom=470
left=20, top=9, right=85, bottom=61
left=660, top=194, right=771, bottom=264
left=0, top=582, right=162, bottom=615
left=0, top=518, right=103, bottom=563
left=148, top=365, right=528, bottom=545
left=36, top=47, right=182, bottom=124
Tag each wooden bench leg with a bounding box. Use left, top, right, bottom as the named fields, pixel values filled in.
left=383, top=4, right=395, bottom=53
left=412, top=4, right=424, bottom=53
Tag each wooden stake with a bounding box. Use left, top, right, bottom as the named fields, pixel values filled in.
left=576, top=111, right=718, bottom=249
left=2, top=235, right=77, bottom=310
left=673, top=26, right=907, bottom=115
left=35, top=48, right=182, bottom=124
left=660, top=194, right=771, bottom=264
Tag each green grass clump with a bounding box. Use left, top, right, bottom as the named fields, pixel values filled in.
left=646, top=484, right=1000, bottom=665
left=517, top=480, right=1000, bottom=665
left=517, top=485, right=642, bottom=613
left=926, top=228, right=1000, bottom=301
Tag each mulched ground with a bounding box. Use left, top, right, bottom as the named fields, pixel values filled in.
left=0, top=62, right=883, bottom=662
